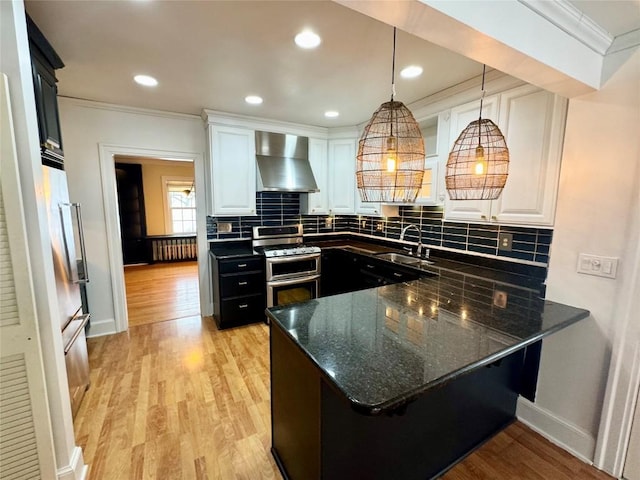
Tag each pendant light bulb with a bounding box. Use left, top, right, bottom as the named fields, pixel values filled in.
left=474, top=145, right=486, bottom=175
left=385, top=136, right=397, bottom=173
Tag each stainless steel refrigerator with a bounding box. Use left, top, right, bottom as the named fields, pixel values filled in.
left=42, top=165, right=90, bottom=418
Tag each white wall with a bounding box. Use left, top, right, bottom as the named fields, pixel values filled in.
left=138, top=161, right=195, bottom=235
left=517, top=47, right=640, bottom=462
left=58, top=99, right=206, bottom=335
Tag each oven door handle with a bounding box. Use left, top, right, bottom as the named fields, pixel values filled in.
left=268, top=274, right=321, bottom=287
left=267, top=253, right=320, bottom=263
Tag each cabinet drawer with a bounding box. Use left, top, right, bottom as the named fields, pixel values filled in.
left=219, top=294, right=266, bottom=327
left=359, top=258, right=419, bottom=284
left=383, top=268, right=419, bottom=284
left=219, top=256, right=263, bottom=274
left=220, top=271, right=264, bottom=298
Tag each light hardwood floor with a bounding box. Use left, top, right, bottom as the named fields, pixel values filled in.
left=124, top=261, right=200, bottom=327
left=75, top=315, right=614, bottom=480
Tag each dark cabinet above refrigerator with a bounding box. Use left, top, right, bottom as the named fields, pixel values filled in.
left=26, top=14, right=65, bottom=169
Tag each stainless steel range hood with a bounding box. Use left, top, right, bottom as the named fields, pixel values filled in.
left=255, top=131, right=318, bottom=192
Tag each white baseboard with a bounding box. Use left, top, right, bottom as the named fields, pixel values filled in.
left=57, top=446, right=88, bottom=480
left=86, top=317, right=116, bottom=338
left=517, top=397, right=596, bottom=464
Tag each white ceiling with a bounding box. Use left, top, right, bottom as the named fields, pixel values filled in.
left=24, top=0, right=640, bottom=128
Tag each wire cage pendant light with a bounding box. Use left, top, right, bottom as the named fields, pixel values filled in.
left=356, top=27, right=425, bottom=203
left=445, top=65, right=509, bottom=200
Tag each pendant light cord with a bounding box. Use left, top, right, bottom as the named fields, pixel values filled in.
left=478, top=64, right=486, bottom=145
left=389, top=26, right=397, bottom=139
left=391, top=27, right=397, bottom=102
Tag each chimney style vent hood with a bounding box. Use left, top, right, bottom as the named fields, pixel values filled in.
left=255, top=131, right=319, bottom=193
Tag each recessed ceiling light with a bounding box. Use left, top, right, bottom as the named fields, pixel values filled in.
left=245, top=95, right=263, bottom=105
left=133, top=74, right=158, bottom=87
left=324, top=111, right=339, bottom=118
left=400, top=65, right=423, bottom=79
left=295, top=30, right=321, bottom=49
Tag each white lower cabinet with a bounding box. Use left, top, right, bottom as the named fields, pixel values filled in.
left=444, top=85, right=567, bottom=226
left=207, top=125, right=256, bottom=216
left=328, top=138, right=356, bottom=215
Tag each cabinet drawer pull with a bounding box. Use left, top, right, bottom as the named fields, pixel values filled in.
left=393, top=272, right=402, bottom=277
left=237, top=263, right=247, bottom=268
left=238, top=304, right=249, bottom=309
left=491, top=215, right=497, bottom=220
left=238, top=281, right=248, bottom=286
left=481, top=215, right=487, bottom=220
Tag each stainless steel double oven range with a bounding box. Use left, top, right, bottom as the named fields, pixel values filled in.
left=252, top=225, right=320, bottom=308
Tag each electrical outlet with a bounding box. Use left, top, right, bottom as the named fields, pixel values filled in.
left=577, top=253, right=618, bottom=279
left=376, top=222, right=384, bottom=232
left=361, top=220, right=366, bottom=229
left=217, top=222, right=232, bottom=233
left=498, top=233, right=513, bottom=251
left=325, top=217, right=333, bottom=228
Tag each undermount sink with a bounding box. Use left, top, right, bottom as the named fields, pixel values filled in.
left=375, top=252, right=434, bottom=267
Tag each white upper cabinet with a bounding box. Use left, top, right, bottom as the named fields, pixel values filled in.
left=444, top=85, right=566, bottom=226
left=444, top=95, right=500, bottom=222
left=414, top=111, right=450, bottom=206
left=328, top=138, right=356, bottom=215
left=208, top=125, right=256, bottom=216
left=491, top=86, right=567, bottom=225
left=301, top=138, right=329, bottom=215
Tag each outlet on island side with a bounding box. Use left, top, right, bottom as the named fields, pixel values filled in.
left=498, top=233, right=513, bottom=251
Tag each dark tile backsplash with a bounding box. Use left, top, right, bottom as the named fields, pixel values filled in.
left=207, top=193, right=553, bottom=266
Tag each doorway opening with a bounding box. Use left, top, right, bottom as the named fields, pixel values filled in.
left=114, top=155, right=200, bottom=327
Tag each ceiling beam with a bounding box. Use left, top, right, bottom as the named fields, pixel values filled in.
left=335, top=0, right=605, bottom=97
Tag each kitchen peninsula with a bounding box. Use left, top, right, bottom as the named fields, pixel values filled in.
left=266, top=270, right=589, bottom=480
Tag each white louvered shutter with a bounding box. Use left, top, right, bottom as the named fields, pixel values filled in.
left=0, top=73, right=57, bottom=479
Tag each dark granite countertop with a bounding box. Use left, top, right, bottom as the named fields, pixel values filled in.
left=266, top=270, right=589, bottom=415
left=209, top=241, right=256, bottom=259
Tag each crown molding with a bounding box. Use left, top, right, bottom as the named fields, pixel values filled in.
left=201, top=109, right=329, bottom=138
left=608, top=28, right=640, bottom=54
left=58, top=96, right=201, bottom=122
left=519, top=0, right=614, bottom=55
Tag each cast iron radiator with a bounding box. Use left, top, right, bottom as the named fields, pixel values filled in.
left=150, top=236, right=197, bottom=262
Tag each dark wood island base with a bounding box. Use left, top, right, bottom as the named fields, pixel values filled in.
left=270, top=323, right=525, bottom=480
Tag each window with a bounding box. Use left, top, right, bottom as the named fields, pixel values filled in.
left=166, top=180, right=196, bottom=233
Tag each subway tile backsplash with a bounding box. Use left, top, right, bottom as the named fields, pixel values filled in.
left=207, top=193, right=553, bottom=266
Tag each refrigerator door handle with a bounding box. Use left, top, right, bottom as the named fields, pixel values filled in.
left=63, top=313, right=91, bottom=354
left=71, top=203, right=90, bottom=284
left=59, top=202, right=90, bottom=284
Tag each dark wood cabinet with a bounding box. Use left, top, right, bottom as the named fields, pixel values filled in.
left=26, top=15, right=65, bottom=168
left=357, top=256, right=420, bottom=287
left=211, top=253, right=266, bottom=329
left=115, top=163, right=149, bottom=265
left=321, top=249, right=421, bottom=296
left=321, top=249, right=358, bottom=296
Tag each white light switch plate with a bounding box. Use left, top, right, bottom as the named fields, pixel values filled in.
left=577, top=253, right=618, bottom=279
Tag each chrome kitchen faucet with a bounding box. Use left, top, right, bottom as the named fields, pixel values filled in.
left=400, top=224, right=429, bottom=258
